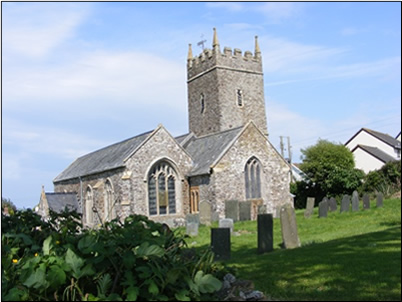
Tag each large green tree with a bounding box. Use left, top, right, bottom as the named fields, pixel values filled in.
left=298, top=139, right=364, bottom=201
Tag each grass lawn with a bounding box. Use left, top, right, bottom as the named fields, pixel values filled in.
left=180, top=198, right=401, bottom=301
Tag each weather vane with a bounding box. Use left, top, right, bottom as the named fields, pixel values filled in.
left=197, top=34, right=207, bottom=50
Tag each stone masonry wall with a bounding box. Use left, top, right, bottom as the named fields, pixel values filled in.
left=210, top=123, right=291, bottom=218
left=124, top=126, right=193, bottom=224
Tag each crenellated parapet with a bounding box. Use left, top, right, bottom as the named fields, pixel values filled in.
left=187, top=29, right=263, bottom=82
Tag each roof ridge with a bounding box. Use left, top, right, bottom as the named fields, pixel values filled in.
left=193, top=125, right=244, bottom=139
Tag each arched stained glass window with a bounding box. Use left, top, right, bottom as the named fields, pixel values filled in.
left=245, top=157, right=262, bottom=199
left=148, top=161, right=177, bottom=216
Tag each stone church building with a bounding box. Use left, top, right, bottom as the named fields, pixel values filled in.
left=38, top=29, right=292, bottom=227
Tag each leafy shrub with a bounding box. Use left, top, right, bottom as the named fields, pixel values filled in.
left=362, top=160, right=401, bottom=197
left=2, top=209, right=222, bottom=301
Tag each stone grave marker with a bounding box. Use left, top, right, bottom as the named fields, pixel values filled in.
left=363, top=193, right=370, bottom=210
left=340, top=195, right=351, bottom=213
left=318, top=198, right=329, bottom=218
left=186, top=222, right=199, bottom=237
left=376, top=192, right=384, bottom=208
left=239, top=201, right=252, bottom=221
left=304, top=197, right=315, bottom=218
left=186, top=213, right=200, bottom=225
left=225, top=200, right=239, bottom=222
left=352, top=190, right=359, bottom=212
left=211, top=228, right=231, bottom=261
left=280, top=205, right=301, bottom=249
left=258, top=205, right=267, bottom=215
left=199, top=201, right=212, bottom=226
left=329, top=197, right=337, bottom=212
left=211, top=212, right=220, bottom=222
left=257, top=214, right=273, bottom=254
left=219, top=218, right=234, bottom=234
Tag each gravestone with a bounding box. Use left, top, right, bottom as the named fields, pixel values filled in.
left=239, top=201, right=252, bottom=221
left=211, top=212, right=220, bottom=223
left=340, top=195, right=351, bottom=213
left=225, top=200, right=239, bottom=222
left=304, top=197, right=315, bottom=218
left=328, top=197, right=337, bottom=212
left=186, top=222, right=199, bottom=237
left=257, top=214, right=273, bottom=254
left=199, top=201, right=212, bottom=226
left=280, top=205, right=301, bottom=249
left=211, top=228, right=231, bottom=261
left=318, top=198, right=329, bottom=218
left=219, top=218, right=234, bottom=234
left=186, top=213, right=200, bottom=225
left=352, top=191, right=359, bottom=212
left=258, top=205, right=267, bottom=214
left=363, top=193, right=370, bottom=210
left=376, top=192, right=384, bottom=208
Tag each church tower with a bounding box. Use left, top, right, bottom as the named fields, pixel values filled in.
left=187, top=28, right=268, bottom=137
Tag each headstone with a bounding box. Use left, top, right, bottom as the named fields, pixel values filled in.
left=280, top=205, right=301, bottom=249
left=304, top=197, right=315, bottom=218
left=225, top=200, right=239, bottom=222
left=199, top=201, right=212, bottom=226
left=340, top=195, right=350, bottom=213
left=363, top=193, right=370, bottom=210
left=376, top=192, right=384, bottom=208
left=211, top=228, right=231, bottom=261
left=186, top=222, right=199, bottom=237
left=258, top=205, right=267, bottom=214
left=318, top=198, right=329, bottom=218
left=239, top=201, right=252, bottom=221
left=186, top=213, right=200, bottom=225
left=219, top=218, right=234, bottom=234
left=257, top=214, right=273, bottom=254
left=352, top=191, right=359, bottom=212
left=211, top=212, right=220, bottom=222
left=329, top=197, right=337, bottom=212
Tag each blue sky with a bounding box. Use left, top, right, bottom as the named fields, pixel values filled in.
left=2, top=2, right=401, bottom=209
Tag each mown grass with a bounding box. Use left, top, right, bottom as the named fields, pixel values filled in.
left=179, top=198, right=401, bottom=301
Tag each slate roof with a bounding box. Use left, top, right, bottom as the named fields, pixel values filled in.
left=183, top=126, right=243, bottom=176
left=54, top=125, right=244, bottom=182
left=353, top=145, right=397, bottom=164
left=46, top=193, right=81, bottom=213
left=346, top=128, right=401, bottom=149
left=54, top=130, right=153, bottom=182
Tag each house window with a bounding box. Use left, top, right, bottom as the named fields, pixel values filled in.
left=85, top=186, right=93, bottom=226
left=200, top=93, right=205, bottom=114
left=148, top=161, right=177, bottom=216
left=245, top=157, right=262, bottom=199
left=104, top=179, right=116, bottom=221
left=237, top=89, right=243, bottom=107
left=190, top=187, right=200, bottom=213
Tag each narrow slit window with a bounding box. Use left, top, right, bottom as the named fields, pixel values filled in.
left=237, top=89, right=243, bottom=107
left=200, top=93, right=205, bottom=113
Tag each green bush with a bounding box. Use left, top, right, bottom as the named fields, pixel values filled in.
left=362, top=160, right=401, bottom=197
left=2, top=209, right=222, bottom=301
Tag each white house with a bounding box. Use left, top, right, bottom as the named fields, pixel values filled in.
left=345, top=128, right=401, bottom=174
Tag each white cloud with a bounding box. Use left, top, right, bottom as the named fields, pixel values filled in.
left=257, top=2, right=302, bottom=23
left=3, top=50, right=186, bottom=111
left=2, top=2, right=91, bottom=58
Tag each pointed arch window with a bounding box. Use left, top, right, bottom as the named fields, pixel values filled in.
left=148, top=161, right=177, bottom=216
left=104, top=180, right=116, bottom=221
left=245, top=157, right=262, bottom=199
left=85, top=186, right=94, bottom=226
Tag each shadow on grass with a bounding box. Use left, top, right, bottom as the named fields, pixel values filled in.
left=227, top=227, right=401, bottom=301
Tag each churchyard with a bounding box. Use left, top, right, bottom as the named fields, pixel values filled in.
left=180, top=197, right=401, bottom=301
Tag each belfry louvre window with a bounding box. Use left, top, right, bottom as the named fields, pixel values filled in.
left=245, top=157, right=262, bottom=199
left=148, top=162, right=177, bottom=216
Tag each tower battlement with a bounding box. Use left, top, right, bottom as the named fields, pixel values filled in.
left=187, top=28, right=268, bottom=137
left=187, top=31, right=263, bottom=82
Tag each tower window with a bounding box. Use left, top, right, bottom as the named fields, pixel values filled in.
left=200, top=93, right=205, bottom=114
left=237, top=89, right=243, bottom=107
